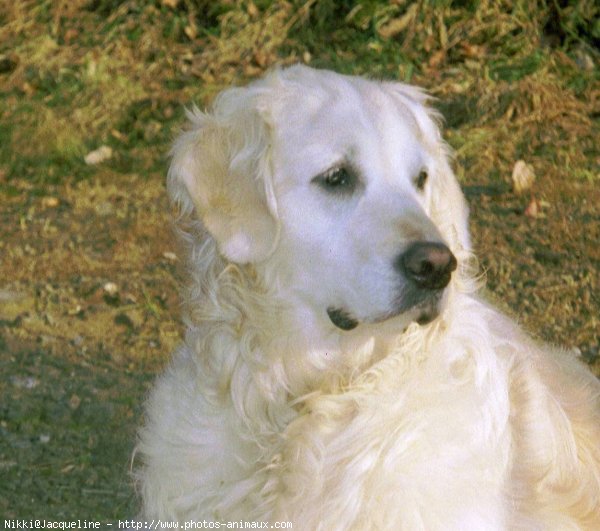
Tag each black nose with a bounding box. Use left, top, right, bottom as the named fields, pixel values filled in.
left=397, top=242, right=457, bottom=290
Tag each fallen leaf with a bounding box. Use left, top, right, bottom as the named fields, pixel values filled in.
left=428, top=50, right=446, bottom=69
left=110, top=129, right=127, bottom=142
left=41, top=197, right=59, bottom=208
left=184, top=24, right=197, bottom=40
left=247, top=1, right=259, bottom=18
left=69, top=394, right=81, bottom=410
left=64, top=28, right=79, bottom=44
left=67, top=305, right=83, bottom=316
left=524, top=197, right=540, bottom=218
left=253, top=50, right=269, bottom=68
left=461, top=43, right=486, bottom=58
left=512, top=160, right=535, bottom=194
left=377, top=4, right=418, bottom=39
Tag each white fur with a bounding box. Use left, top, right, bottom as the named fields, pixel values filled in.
left=135, top=65, right=600, bottom=529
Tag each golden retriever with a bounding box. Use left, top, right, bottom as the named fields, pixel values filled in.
left=135, top=65, right=600, bottom=529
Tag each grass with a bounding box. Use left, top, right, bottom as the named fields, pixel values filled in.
left=1, top=0, right=597, bottom=190
left=0, top=0, right=598, bottom=521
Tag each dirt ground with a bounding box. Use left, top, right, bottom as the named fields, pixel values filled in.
left=0, top=0, right=598, bottom=522
left=1, top=116, right=598, bottom=522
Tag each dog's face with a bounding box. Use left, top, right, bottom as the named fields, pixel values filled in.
left=169, top=66, right=470, bottom=332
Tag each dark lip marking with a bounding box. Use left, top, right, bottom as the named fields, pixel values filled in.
left=327, top=307, right=359, bottom=331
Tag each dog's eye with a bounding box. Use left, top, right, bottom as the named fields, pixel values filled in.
left=313, top=166, right=357, bottom=195
left=415, top=170, right=428, bottom=191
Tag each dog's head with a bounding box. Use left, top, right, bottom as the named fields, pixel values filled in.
left=169, top=65, right=471, bottom=332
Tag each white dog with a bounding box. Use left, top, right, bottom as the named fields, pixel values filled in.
left=136, top=65, right=600, bottom=529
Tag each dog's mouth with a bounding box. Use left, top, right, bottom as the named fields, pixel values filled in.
left=327, top=292, right=443, bottom=332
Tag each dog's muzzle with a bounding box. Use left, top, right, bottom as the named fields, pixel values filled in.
left=327, top=242, right=457, bottom=331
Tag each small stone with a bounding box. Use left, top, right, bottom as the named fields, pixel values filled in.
left=72, top=335, right=84, bottom=346
left=162, top=251, right=178, bottom=262
left=103, top=282, right=119, bottom=297
left=11, top=376, right=39, bottom=389
left=573, top=49, right=594, bottom=71
left=84, top=145, right=113, bottom=165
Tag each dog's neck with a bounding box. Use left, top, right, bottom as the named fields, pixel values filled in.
left=177, top=231, right=470, bottom=441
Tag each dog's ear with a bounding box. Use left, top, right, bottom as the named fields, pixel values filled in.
left=167, top=88, right=279, bottom=264
left=383, top=83, right=471, bottom=254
